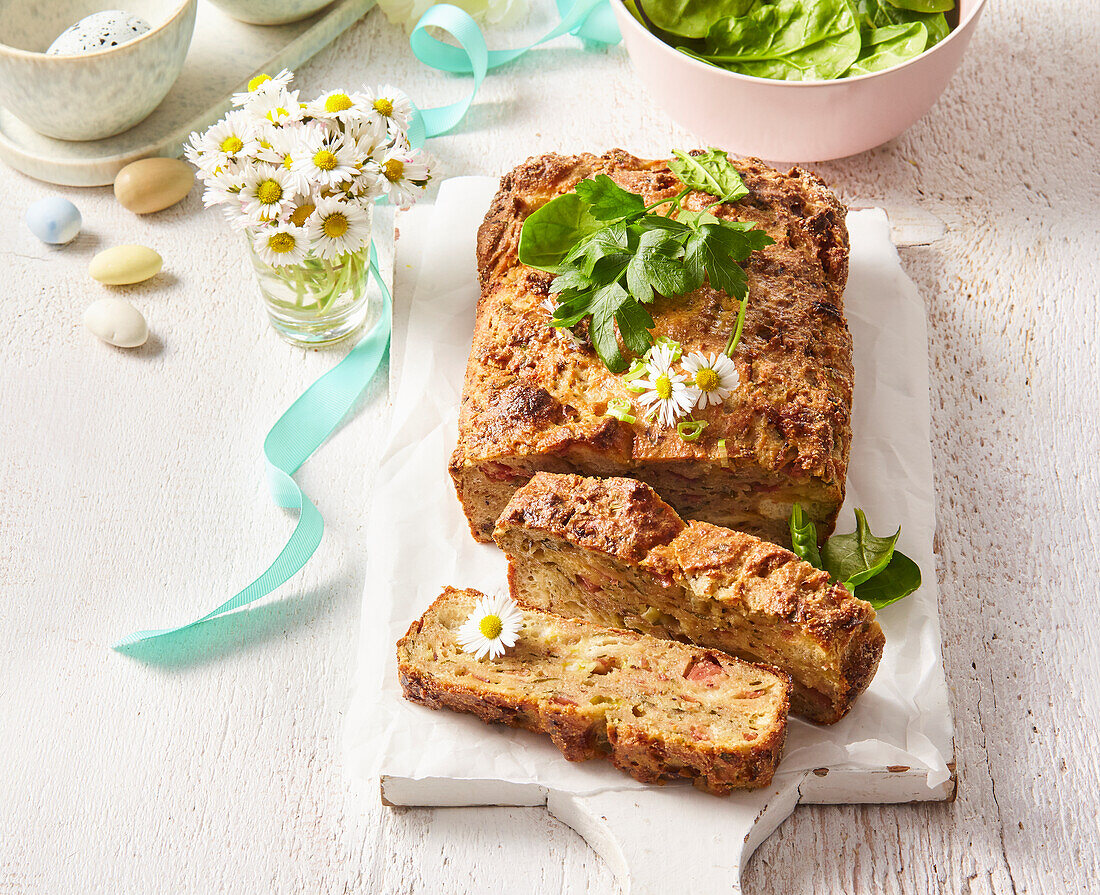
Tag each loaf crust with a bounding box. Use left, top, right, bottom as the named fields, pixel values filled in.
left=495, top=473, right=883, bottom=724
left=451, top=150, right=853, bottom=547
left=398, top=586, right=790, bottom=794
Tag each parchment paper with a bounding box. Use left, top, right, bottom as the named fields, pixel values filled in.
left=345, top=176, right=953, bottom=798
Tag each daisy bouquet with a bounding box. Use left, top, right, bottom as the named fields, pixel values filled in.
left=185, top=70, right=433, bottom=343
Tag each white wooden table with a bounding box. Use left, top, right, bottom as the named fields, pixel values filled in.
left=2, top=2, right=1097, bottom=892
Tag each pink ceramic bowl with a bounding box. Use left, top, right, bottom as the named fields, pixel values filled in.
left=611, top=0, right=988, bottom=161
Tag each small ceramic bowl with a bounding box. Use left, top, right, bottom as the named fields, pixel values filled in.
left=611, top=0, right=988, bottom=161
left=204, top=0, right=335, bottom=26
left=0, top=0, right=196, bottom=142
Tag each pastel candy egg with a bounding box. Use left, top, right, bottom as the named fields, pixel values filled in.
left=114, top=158, right=194, bottom=214
left=83, top=298, right=149, bottom=348
left=25, top=197, right=82, bottom=245
left=47, top=11, right=151, bottom=56
left=89, top=245, right=162, bottom=285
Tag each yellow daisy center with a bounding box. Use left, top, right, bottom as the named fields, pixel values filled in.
left=248, top=73, right=271, bottom=92
left=322, top=213, right=349, bottom=239
left=655, top=374, right=673, bottom=400
left=313, top=149, right=338, bottom=171
left=382, top=158, right=404, bottom=182
left=479, top=614, right=503, bottom=640
left=220, top=135, right=244, bottom=154
left=256, top=179, right=283, bottom=205
left=265, top=108, right=288, bottom=123
left=325, top=93, right=353, bottom=113
left=289, top=203, right=315, bottom=227
left=373, top=97, right=394, bottom=117
left=268, top=232, right=296, bottom=254
left=694, top=368, right=720, bottom=392
left=282, top=154, right=293, bottom=170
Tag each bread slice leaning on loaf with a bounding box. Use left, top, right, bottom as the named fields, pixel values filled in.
left=493, top=473, right=885, bottom=724
left=398, top=586, right=790, bottom=794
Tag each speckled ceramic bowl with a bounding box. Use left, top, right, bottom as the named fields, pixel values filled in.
left=612, top=0, right=988, bottom=161
left=204, top=0, right=335, bottom=26
left=0, top=0, right=196, bottom=141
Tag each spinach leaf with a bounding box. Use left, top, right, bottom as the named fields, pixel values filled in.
left=575, top=174, right=647, bottom=221
left=639, top=0, right=759, bottom=39
left=788, top=503, right=822, bottom=569
left=885, top=0, right=952, bottom=12
left=699, top=0, right=861, bottom=81
left=853, top=0, right=949, bottom=46
left=821, top=508, right=899, bottom=587
left=849, top=21, right=928, bottom=75
left=518, top=193, right=601, bottom=272
left=854, top=550, right=922, bottom=609
left=669, top=148, right=749, bottom=203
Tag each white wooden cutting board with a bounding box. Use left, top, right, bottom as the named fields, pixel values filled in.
left=347, top=182, right=953, bottom=894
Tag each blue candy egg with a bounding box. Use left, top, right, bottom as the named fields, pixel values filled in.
left=25, top=196, right=82, bottom=245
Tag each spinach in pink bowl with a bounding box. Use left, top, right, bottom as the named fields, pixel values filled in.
left=628, top=0, right=955, bottom=81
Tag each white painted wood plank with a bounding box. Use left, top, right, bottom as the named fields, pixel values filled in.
left=2, top=0, right=1097, bottom=892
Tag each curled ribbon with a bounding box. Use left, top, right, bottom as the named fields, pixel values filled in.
left=114, top=0, right=620, bottom=649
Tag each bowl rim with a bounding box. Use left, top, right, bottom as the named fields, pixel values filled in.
left=612, top=0, right=988, bottom=86
left=0, top=0, right=195, bottom=61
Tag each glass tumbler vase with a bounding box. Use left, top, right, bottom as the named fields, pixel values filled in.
left=248, top=218, right=375, bottom=346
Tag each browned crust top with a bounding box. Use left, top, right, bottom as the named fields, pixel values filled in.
left=495, top=471, right=685, bottom=562
left=455, top=149, right=853, bottom=485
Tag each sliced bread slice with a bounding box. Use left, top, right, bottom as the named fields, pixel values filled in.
left=493, top=473, right=884, bottom=724
left=397, top=586, right=790, bottom=794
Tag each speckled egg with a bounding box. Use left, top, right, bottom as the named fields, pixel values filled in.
left=89, top=245, right=162, bottom=285
left=46, top=10, right=152, bottom=56
left=83, top=298, right=149, bottom=348
left=25, top=197, right=82, bottom=245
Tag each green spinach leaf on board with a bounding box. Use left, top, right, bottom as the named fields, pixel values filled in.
left=787, top=505, right=922, bottom=609
left=849, top=21, right=928, bottom=75
left=853, top=549, right=922, bottom=609
left=821, top=508, right=900, bottom=587
left=789, top=503, right=823, bottom=569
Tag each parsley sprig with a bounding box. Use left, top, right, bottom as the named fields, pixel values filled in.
left=517, top=149, right=774, bottom=373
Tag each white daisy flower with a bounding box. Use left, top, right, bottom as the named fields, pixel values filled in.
left=239, top=163, right=294, bottom=222
left=252, top=223, right=309, bottom=268
left=683, top=351, right=740, bottom=409
left=362, top=84, right=413, bottom=131
left=286, top=198, right=318, bottom=229
left=377, top=146, right=432, bottom=208
left=307, top=88, right=373, bottom=124
left=249, top=88, right=304, bottom=128
left=255, top=127, right=313, bottom=194
left=456, top=593, right=523, bottom=661
left=199, top=161, right=247, bottom=208
left=291, top=128, right=359, bottom=188
left=635, top=351, right=695, bottom=428
left=231, top=69, right=294, bottom=107
left=306, top=196, right=371, bottom=260
left=189, top=110, right=259, bottom=172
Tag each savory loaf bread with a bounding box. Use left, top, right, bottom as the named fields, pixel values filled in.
left=450, top=149, right=853, bottom=548
left=398, top=586, right=790, bottom=794
left=494, top=473, right=884, bottom=724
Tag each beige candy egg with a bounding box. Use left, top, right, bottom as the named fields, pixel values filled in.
left=114, top=158, right=195, bottom=214
left=83, top=298, right=149, bottom=348
left=90, top=245, right=162, bottom=285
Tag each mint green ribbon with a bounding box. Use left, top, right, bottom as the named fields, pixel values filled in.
left=114, top=0, right=619, bottom=649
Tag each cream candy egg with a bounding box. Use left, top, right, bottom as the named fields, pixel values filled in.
left=114, top=158, right=195, bottom=214
left=89, top=245, right=162, bottom=285
left=25, top=197, right=82, bottom=245
left=83, top=298, right=149, bottom=348
left=46, top=11, right=152, bottom=56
